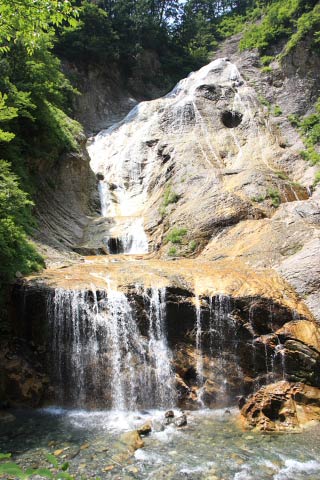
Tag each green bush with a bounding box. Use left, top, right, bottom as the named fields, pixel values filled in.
left=314, top=171, right=320, bottom=185
left=165, top=227, right=187, bottom=244
left=275, top=171, right=289, bottom=180
left=300, top=147, right=320, bottom=165
left=289, top=98, right=320, bottom=168
left=267, top=187, right=281, bottom=207
left=168, top=246, right=178, bottom=256
left=261, top=66, right=273, bottom=73
left=163, top=185, right=180, bottom=207
left=283, top=3, right=320, bottom=56
left=273, top=105, right=283, bottom=116
left=251, top=194, right=265, bottom=203
left=189, top=240, right=197, bottom=252
left=261, top=55, right=274, bottom=65
left=240, top=0, right=318, bottom=54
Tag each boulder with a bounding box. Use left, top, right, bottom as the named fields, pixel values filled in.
left=119, top=430, right=144, bottom=452
left=137, top=422, right=152, bottom=436
left=174, top=414, right=187, bottom=427
left=240, top=381, right=320, bottom=432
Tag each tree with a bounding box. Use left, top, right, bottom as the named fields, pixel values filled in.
left=0, top=0, right=79, bottom=54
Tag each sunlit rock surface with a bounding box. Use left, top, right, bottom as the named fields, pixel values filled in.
left=241, top=381, right=320, bottom=432
left=11, top=49, right=320, bottom=429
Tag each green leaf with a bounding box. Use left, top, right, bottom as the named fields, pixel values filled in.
left=0, top=453, right=12, bottom=461
left=0, top=462, right=28, bottom=479
left=46, top=453, right=59, bottom=468
left=61, top=462, right=69, bottom=471
left=56, top=472, right=74, bottom=479
left=33, top=468, right=54, bottom=478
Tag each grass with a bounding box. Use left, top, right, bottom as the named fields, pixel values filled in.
left=251, top=194, right=265, bottom=203
left=160, top=185, right=180, bottom=217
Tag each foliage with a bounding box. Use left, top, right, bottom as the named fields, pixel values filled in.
left=168, top=246, right=178, bottom=256
left=165, top=227, right=187, bottom=244
left=273, top=105, right=282, bottom=116
left=261, top=55, right=274, bottom=65
left=275, top=171, right=289, bottom=180
left=258, top=95, right=271, bottom=109
left=267, top=187, right=281, bottom=207
left=0, top=1, right=79, bottom=313
left=0, top=450, right=76, bottom=479
left=163, top=185, right=180, bottom=207
left=251, top=194, right=265, bottom=203
left=314, top=171, right=320, bottom=186
left=0, top=160, right=44, bottom=284
left=240, top=0, right=319, bottom=56
left=0, top=0, right=79, bottom=55
left=56, top=2, right=119, bottom=64
left=288, top=99, right=320, bottom=168
left=252, top=187, right=281, bottom=207
left=283, top=3, right=320, bottom=56
left=188, top=240, right=197, bottom=252
left=261, top=66, right=272, bottom=73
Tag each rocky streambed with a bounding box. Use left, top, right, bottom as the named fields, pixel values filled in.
left=1, top=407, right=320, bottom=479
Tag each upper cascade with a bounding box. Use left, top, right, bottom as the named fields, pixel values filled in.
left=86, top=57, right=265, bottom=255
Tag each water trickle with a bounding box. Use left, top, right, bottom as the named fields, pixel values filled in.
left=194, top=294, right=243, bottom=402
left=195, top=296, right=204, bottom=386
left=48, top=285, right=175, bottom=410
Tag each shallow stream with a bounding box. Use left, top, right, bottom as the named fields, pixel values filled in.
left=1, top=408, right=320, bottom=479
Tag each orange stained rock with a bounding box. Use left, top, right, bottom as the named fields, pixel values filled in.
left=25, top=256, right=312, bottom=320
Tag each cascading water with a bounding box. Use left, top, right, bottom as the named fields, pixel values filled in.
left=86, top=57, right=265, bottom=254
left=48, top=285, right=176, bottom=410
left=194, top=294, right=244, bottom=402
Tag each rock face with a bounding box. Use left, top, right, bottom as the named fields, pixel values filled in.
left=0, top=340, right=49, bottom=407
left=33, top=135, right=99, bottom=265
left=84, top=52, right=319, bottom=324
left=8, top=32, right=320, bottom=427
left=64, top=50, right=166, bottom=134
left=10, top=259, right=318, bottom=410
left=241, top=381, right=320, bottom=432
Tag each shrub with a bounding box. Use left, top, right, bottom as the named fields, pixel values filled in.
left=261, top=55, right=275, bottom=65
left=251, top=194, right=265, bottom=203
left=168, top=246, right=178, bottom=256
left=189, top=240, right=197, bottom=252
left=261, top=66, right=273, bottom=73
left=275, top=171, right=289, bottom=180
left=240, top=0, right=309, bottom=53
left=163, top=185, right=180, bottom=207
left=267, top=187, right=281, bottom=207
left=165, top=227, right=187, bottom=244
left=273, top=105, right=283, bottom=116
left=313, top=171, right=320, bottom=185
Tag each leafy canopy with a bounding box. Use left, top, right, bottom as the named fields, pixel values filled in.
left=0, top=0, right=78, bottom=54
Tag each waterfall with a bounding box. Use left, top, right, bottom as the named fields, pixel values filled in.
left=47, top=285, right=175, bottom=410
left=194, top=294, right=243, bottom=401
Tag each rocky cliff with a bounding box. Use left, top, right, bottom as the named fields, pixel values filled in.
left=5, top=32, right=320, bottom=432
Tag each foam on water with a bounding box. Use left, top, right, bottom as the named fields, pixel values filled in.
left=274, top=459, right=320, bottom=480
